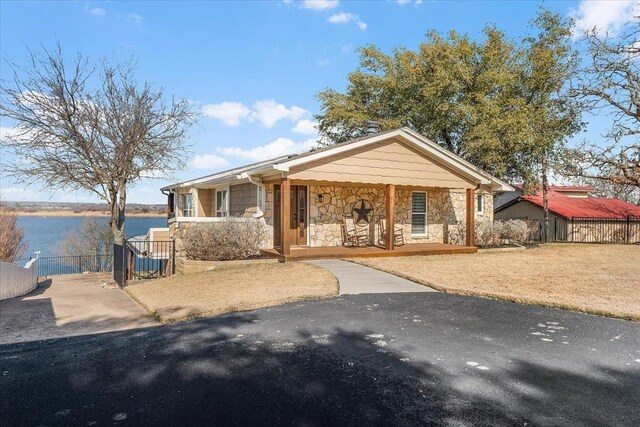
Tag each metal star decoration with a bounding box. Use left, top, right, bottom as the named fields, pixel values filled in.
left=352, top=200, right=373, bottom=225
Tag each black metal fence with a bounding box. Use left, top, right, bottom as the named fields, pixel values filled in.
left=499, top=215, right=640, bottom=244
left=123, top=239, right=174, bottom=284
left=566, top=215, right=640, bottom=244
left=35, top=255, right=112, bottom=277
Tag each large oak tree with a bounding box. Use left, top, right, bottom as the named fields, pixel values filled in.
left=315, top=10, right=582, bottom=241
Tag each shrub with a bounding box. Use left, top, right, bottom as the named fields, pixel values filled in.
left=447, top=221, right=466, bottom=245
left=183, top=219, right=265, bottom=261
left=0, top=212, right=27, bottom=262
left=500, top=219, right=529, bottom=244
left=475, top=218, right=503, bottom=247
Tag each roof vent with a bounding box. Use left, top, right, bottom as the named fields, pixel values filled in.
left=365, top=121, right=380, bottom=135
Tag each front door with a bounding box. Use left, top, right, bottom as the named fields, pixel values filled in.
left=274, top=184, right=308, bottom=247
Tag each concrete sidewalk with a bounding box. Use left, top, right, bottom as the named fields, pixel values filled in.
left=0, top=274, right=158, bottom=344
left=306, top=259, right=435, bottom=295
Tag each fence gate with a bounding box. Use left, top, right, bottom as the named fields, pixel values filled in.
left=123, top=239, right=175, bottom=285
left=113, top=243, right=126, bottom=288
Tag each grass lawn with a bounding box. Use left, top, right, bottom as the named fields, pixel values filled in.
left=126, top=261, right=338, bottom=323
left=352, top=244, right=640, bottom=321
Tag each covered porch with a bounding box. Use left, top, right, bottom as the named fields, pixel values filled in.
left=261, top=242, right=477, bottom=261
left=269, top=175, right=478, bottom=261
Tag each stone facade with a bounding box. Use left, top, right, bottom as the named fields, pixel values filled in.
left=170, top=183, right=492, bottom=253
left=303, top=185, right=491, bottom=247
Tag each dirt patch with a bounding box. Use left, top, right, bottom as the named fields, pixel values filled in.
left=126, top=261, right=339, bottom=323
left=351, top=244, right=640, bottom=321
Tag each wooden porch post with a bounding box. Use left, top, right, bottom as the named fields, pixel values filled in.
left=385, top=184, right=396, bottom=251
left=465, top=188, right=475, bottom=247
left=280, top=177, right=291, bottom=256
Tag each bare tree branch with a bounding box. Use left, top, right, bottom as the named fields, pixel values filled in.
left=0, top=45, right=198, bottom=247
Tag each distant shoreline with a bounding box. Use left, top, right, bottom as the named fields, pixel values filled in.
left=9, top=210, right=166, bottom=218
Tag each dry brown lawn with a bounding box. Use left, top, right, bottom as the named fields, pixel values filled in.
left=352, top=244, right=640, bottom=321
left=126, top=261, right=338, bottom=323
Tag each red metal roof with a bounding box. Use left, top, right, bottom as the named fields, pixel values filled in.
left=520, top=190, right=640, bottom=219
left=513, top=184, right=594, bottom=192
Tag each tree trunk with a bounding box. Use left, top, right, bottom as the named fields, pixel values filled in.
left=108, top=185, right=127, bottom=246
left=542, top=151, right=549, bottom=243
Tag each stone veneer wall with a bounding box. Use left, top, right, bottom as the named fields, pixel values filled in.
left=168, top=183, right=492, bottom=256
left=306, top=185, right=488, bottom=247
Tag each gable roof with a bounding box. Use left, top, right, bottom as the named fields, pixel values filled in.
left=162, top=127, right=513, bottom=191
left=496, top=189, right=640, bottom=219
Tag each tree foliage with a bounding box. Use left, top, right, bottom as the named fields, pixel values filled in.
left=0, top=46, right=197, bottom=245
left=315, top=10, right=582, bottom=189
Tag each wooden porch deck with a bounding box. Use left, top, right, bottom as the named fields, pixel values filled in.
left=261, top=243, right=477, bottom=261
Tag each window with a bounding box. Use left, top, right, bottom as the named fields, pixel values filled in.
left=411, top=192, right=427, bottom=235
left=476, top=194, right=484, bottom=214
left=257, top=185, right=264, bottom=211
left=216, top=188, right=229, bottom=217
left=180, top=193, right=194, bottom=217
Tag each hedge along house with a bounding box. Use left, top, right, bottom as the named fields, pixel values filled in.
left=161, top=127, right=512, bottom=261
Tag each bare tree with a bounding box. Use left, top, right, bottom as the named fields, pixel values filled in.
left=0, top=46, right=197, bottom=248
left=0, top=210, right=27, bottom=262
left=58, top=218, right=113, bottom=270
left=567, top=19, right=640, bottom=187
left=58, top=218, right=113, bottom=256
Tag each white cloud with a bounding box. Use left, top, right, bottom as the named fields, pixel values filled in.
left=202, top=100, right=308, bottom=127
left=292, top=119, right=318, bottom=135
left=251, top=100, right=308, bottom=128
left=0, top=126, right=18, bottom=140
left=190, top=154, right=230, bottom=170
left=202, top=102, right=251, bottom=126
left=89, top=7, right=106, bottom=15
left=570, top=0, right=638, bottom=37
left=395, top=0, right=422, bottom=5
left=302, top=0, right=339, bottom=11
left=216, top=137, right=319, bottom=162
left=127, top=13, right=144, bottom=25
left=328, top=12, right=367, bottom=31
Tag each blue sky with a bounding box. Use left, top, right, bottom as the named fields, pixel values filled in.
left=0, top=0, right=637, bottom=204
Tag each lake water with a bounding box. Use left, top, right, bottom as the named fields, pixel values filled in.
left=16, top=216, right=167, bottom=259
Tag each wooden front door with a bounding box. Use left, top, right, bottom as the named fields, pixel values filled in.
left=274, top=184, right=307, bottom=247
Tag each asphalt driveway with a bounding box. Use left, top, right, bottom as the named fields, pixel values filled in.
left=1, top=292, right=639, bottom=426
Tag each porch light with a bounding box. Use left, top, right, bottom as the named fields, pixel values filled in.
left=316, top=194, right=324, bottom=203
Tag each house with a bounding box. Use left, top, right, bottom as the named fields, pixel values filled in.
left=161, top=127, right=512, bottom=260
left=494, top=188, right=640, bottom=242
left=493, top=184, right=593, bottom=211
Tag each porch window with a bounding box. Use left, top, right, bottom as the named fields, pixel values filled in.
left=257, top=185, right=264, bottom=211
left=216, top=188, right=229, bottom=217
left=476, top=194, right=484, bottom=214
left=411, top=192, right=427, bottom=235
left=180, top=193, right=194, bottom=217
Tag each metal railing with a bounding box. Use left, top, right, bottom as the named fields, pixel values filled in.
left=568, top=215, right=640, bottom=244
left=124, top=239, right=174, bottom=282
left=35, top=255, right=112, bottom=277
left=495, top=216, right=640, bottom=244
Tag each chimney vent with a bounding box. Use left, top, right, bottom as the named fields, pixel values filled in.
left=365, top=121, right=380, bottom=135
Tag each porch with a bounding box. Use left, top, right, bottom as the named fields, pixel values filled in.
left=261, top=242, right=477, bottom=261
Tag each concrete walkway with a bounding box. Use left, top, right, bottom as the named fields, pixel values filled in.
left=306, top=259, right=435, bottom=295
left=0, top=274, right=158, bottom=345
